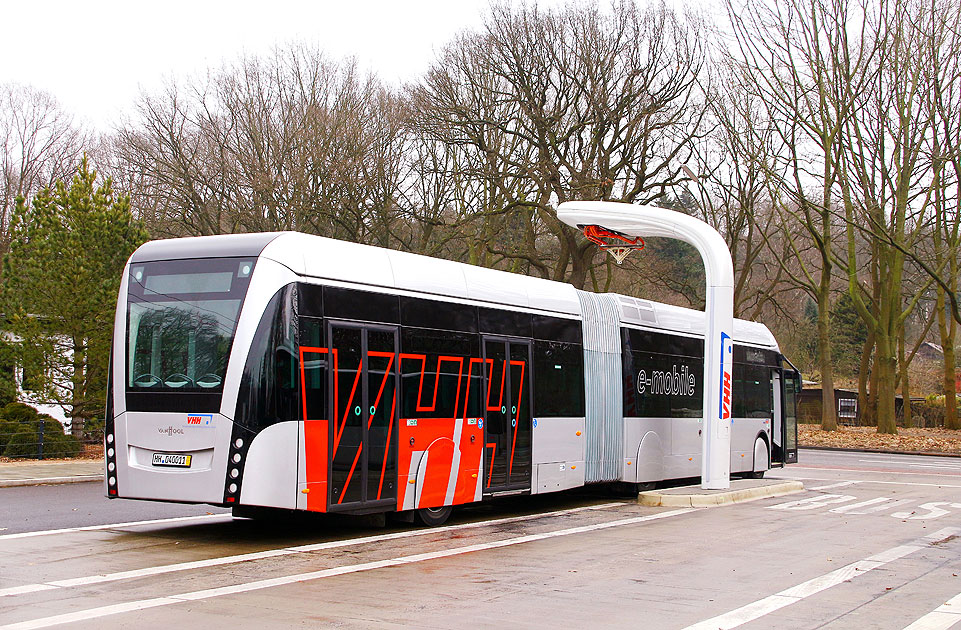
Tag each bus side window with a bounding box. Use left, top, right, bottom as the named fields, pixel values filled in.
left=533, top=340, right=585, bottom=417
left=299, top=317, right=326, bottom=421
left=235, top=285, right=302, bottom=432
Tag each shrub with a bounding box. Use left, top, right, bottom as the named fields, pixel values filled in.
left=1, top=416, right=81, bottom=459
left=1, top=402, right=39, bottom=424
left=0, top=419, right=18, bottom=452
left=41, top=429, right=82, bottom=458
left=915, top=396, right=947, bottom=428
left=3, top=426, right=40, bottom=458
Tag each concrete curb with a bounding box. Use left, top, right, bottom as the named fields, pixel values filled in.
left=801, top=445, right=961, bottom=458
left=638, top=480, right=805, bottom=508
left=0, top=475, right=102, bottom=488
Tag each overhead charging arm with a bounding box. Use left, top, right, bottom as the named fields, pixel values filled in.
left=556, top=201, right=735, bottom=490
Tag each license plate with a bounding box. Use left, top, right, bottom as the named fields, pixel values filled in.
left=152, top=453, right=192, bottom=468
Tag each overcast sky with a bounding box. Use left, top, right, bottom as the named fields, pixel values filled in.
left=2, top=1, right=707, bottom=133
left=0, top=0, right=533, bottom=131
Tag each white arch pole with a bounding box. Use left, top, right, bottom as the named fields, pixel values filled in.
left=557, top=201, right=734, bottom=489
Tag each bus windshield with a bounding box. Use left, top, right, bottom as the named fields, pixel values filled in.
left=126, top=258, right=255, bottom=392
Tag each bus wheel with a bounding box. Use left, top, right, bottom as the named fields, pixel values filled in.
left=415, top=505, right=452, bottom=527
left=743, top=437, right=768, bottom=479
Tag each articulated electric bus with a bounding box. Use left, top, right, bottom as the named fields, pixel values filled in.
left=105, top=232, right=799, bottom=525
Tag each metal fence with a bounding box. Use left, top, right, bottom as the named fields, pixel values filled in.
left=0, top=419, right=101, bottom=460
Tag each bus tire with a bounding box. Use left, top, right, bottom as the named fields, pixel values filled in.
left=414, top=505, right=452, bottom=527
left=743, top=436, right=768, bottom=479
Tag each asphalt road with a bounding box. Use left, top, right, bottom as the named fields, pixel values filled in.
left=3, top=449, right=961, bottom=629
left=0, top=483, right=229, bottom=536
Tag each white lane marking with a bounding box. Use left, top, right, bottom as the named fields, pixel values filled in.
left=808, top=481, right=861, bottom=491
left=0, top=508, right=694, bottom=630
left=903, top=591, right=961, bottom=630
left=859, top=459, right=961, bottom=471
left=778, top=475, right=961, bottom=490
left=0, top=514, right=231, bottom=542
left=829, top=498, right=913, bottom=515
left=767, top=494, right=857, bottom=511
left=0, top=502, right=624, bottom=599
left=792, top=466, right=961, bottom=479
left=909, top=465, right=961, bottom=470
left=892, top=502, right=961, bottom=521
left=682, top=528, right=960, bottom=630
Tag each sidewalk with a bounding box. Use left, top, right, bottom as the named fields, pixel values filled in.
left=0, top=459, right=103, bottom=488
left=637, top=477, right=804, bottom=508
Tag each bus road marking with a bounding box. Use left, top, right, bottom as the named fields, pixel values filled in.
left=0, top=508, right=694, bottom=630
left=808, top=481, right=861, bottom=491
left=828, top=497, right=913, bottom=514
left=0, top=514, right=232, bottom=542
left=0, top=502, right=625, bottom=599
left=682, top=528, right=960, bottom=630
left=767, top=494, right=857, bottom=511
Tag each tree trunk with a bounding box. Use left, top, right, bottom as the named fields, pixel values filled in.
left=858, top=331, right=874, bottom=427
left=940, top=275, right=960, bottom=429
left=875, top=332, right=898, bottom=434
left=818, top=283, right=838, bottom=431
left=898, top=329, right=911, bottom=427
left=865, top=348, right=879, bottom=427
left=70, top=337, right=85, bottom=440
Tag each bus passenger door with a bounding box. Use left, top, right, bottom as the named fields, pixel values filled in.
left=327, top=322, right=398, bottom=511
left=482, top=338, right=532, bottom=494
left=771, top=368, right=799, bottom=466
left=782, top=369, right=799, bottom=463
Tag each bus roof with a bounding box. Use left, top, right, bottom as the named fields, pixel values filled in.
left=129, top=231, right=779, bottom=349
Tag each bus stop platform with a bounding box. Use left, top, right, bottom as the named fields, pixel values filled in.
left=0, top=460, right=104, bottom=488
left=638, top=478, right=804, bottom=508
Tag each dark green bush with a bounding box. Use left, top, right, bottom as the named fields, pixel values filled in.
left=3, top=426, right=41, bottom=458
left=0, top=419, right=18, bottom=452
left=41, top=429, right=82, bottom=458
left=1, top=402, right=39, bottom=424
left=1, top=416, right=81, bottom=459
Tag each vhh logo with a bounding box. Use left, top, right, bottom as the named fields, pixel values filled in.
left=184, top=413, right=213, bottom=428
left=719, top=332, right=733, bottom=421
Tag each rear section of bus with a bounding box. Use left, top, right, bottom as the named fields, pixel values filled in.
left=105, top=233, right=294, bottom=505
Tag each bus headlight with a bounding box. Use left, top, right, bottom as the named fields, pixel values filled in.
left=232, top=453, right=242, bottom=463
left=230, top=468, right=240, bottom=478
left=228, top=483, right=237, bottom=494
left=108, top=477, right=116, bottom=487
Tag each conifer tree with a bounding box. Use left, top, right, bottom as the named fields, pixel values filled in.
left=1, top=157, right=148, bottom=437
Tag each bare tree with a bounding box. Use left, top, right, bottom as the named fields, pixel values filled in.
left=726, top=0, right=882, bottom=431
left=411, top=2, right=711, bottom=287
left=0, top=83, right=86, bottom=252
left=113, top=45, right=407, bottom=242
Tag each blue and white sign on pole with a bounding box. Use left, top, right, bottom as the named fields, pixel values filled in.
left=556, top=200, right=735, bottom=489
